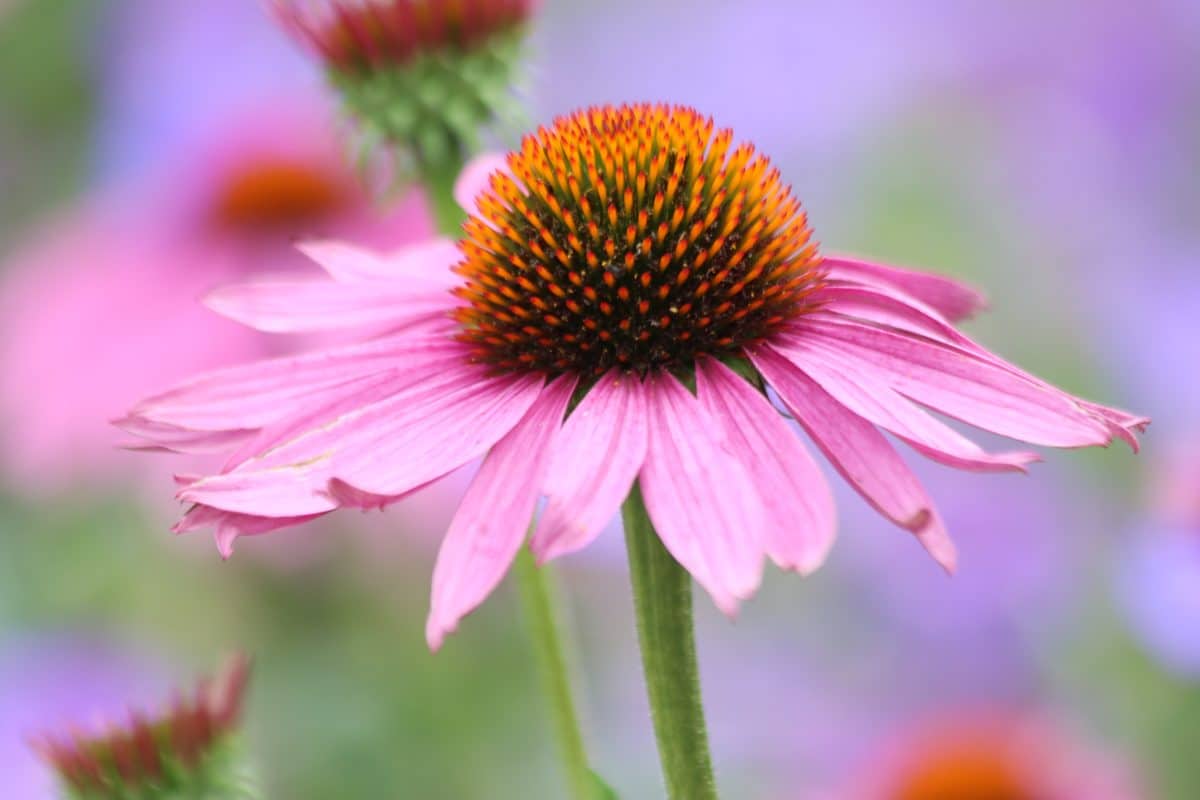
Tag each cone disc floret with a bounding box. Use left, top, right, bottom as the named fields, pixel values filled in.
left=454, top=104, right=824, bottom=376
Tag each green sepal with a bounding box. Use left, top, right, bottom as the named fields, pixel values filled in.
left=59, top=735, right=259, bottom=800
left=331, top=26, right=529, bottom=183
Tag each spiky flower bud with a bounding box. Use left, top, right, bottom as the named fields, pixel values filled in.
left=272, top=0, right=536, bottom=178
left=33, top=655, right=257, bottom=800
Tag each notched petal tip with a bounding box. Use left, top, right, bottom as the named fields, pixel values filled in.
left=425, top=617, right=452, bottom=653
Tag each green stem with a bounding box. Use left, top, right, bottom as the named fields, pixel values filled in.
left=419, top=157, right=469, bottom=235
left=514, top=548, right=597, bottom=800
left=419, top=157, right=597, bottom=798
left=622, top=484, right=718, bottom=800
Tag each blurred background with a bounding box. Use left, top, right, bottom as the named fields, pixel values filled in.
left=1, top=0, right=1197, bottom=797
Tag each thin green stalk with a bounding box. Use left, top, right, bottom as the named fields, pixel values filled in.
left=515, top=547, right=597, bottom=800
left=419, top=159, right=598, bottom=799
left=419, top=157, right=469, bottom=234
left=622, top=484, right=718, bottom=800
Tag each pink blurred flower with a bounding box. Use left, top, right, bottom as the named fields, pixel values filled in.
left=120, top=105, right=1143, bottom=650
left=0, top=96, right=432, bottom=492
left=833, top=710, right=1144, bottom=800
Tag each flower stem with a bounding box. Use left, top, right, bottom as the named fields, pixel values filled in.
left=514, top=547, right=597, bottom=800
left=418, top=157, right=597, bottom=799
left=621, top=483, right=718, bottom=800
left=419, top=157, right=468, bottom=234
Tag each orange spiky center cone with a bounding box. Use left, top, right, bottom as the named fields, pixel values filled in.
left=452, top=104, right=824, bottom=377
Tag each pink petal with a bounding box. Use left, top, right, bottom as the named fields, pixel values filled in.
left=173, top=505, right=325, bottom=559
left=128, top=329, right=462, bottom=431
left=696, top=358, right=837, bottom=575
left=780, top=317, right=1114, bottom=448
left=531, top=370, right=648, bottom=564
left=822, top=255, right=987, bottom=321
left=169, top=359, right=532, bottom=519
left=219, top=369, right=408, bottom=471
left=804, top=291, right=1147, bottom=452
left=751, top=344, right=957, bottom=572
left=426, top=374, right=578, bottom=650
left=778, top=338, right=1041, bottom=473
left=297, top=237, right=459, bottom=284
left=179, top=464, right=337, bottom=517
left=639, top=372, right=765, bottom=614
left=205, top=279, right=455, bottom=333
left=113, top=417, right=254, bottom=454
left=812, top=281, right=969, bottom=347
left=331, top=368, right=547, bottom=497
left=205, top=359, right=538, bottom=501
left=453, top=152, right=511, bottom=216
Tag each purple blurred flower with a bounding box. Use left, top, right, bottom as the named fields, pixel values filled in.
left=838, top=462, right=1096, bottom=636
left=1120, top=526, right=1200, bottom=678
left=97, top=0, right=316, bottom=180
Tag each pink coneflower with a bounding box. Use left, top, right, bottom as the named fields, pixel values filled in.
left=270, top=0, right=536, bottom=178
left=0, top=98, right=432, bottom=492
left=121, top=104, right=1145, bottom=649
left=32, top=655, right=253, bottom=798
left=837, top=711, right=1143, bottom=800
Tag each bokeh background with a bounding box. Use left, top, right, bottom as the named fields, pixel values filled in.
left=1, top=1, right=1197, bottom=797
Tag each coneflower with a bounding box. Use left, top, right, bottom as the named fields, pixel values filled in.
left=121, top=104, right=1145, bottom=798
left=33, top=655, right=255, bottom=800
left=271, top=0, right=536, bottom=191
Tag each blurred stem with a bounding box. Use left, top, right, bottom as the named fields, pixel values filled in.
left=622, top=484, right=718, bottom=800
left=420, top=157, right=468, bottom=235
left=514, top=547, right=597, bottom=800
left=419, top=159, right=597, bottom=799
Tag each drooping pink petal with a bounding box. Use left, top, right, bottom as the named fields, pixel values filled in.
left=297, top=237, right=462, bottom=288
left=189, top=360, right=540, bottom=512
left=822, top=255, right=987, bottom=321
left=531, top=370, right=648, bottom=564
left=114, top=417, right=255, bottom=454
left=777, top=338, right=1041, bottom=473
left=127, top=329, right=462, bottom=432
left=1079, top=400, right=1151, bottom=453
left=204, top=279, right=456, bottom=333
left=178, top=464, right=337, bottom=517
left=812, top=281, right=969, bottom=347
left=695, top=358, right=837, bottom=574
left=161, top=358, right=539, bottom=522
left=453, top=152, right=511, bottom=215
left=804, top=292, right=1148, bottom=452
left=331, top=367, right=547, bottom=497
left=639, top=372, right=765, bottom=614
left=780, top=317, right=1115, bottom=448
left=173, top=505, right=326, bottom=559
left=426, top=374, right=578, bottom=650
left=751, top=344, right=957, bottom=572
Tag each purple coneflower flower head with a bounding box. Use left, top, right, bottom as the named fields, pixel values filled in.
left=121, top=104, right=1145, bottom=650
left=834, top=710, right=1144, bottom=800
left=32, top=655, right=254, bottom=799
left=270, top=0, right=537, bottom=174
